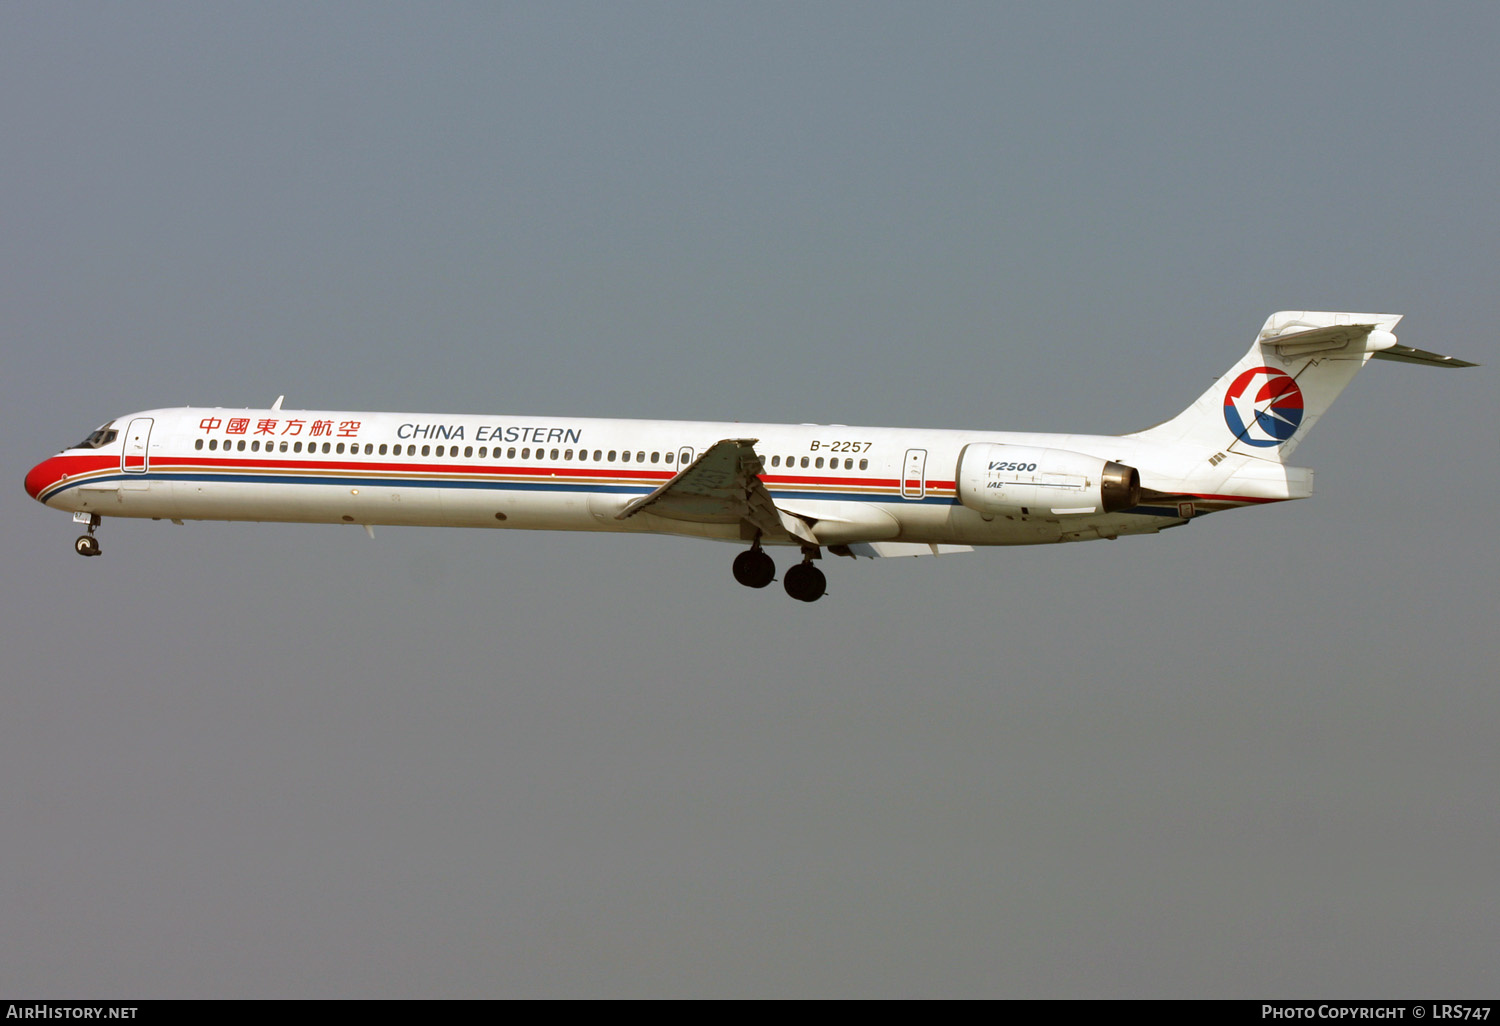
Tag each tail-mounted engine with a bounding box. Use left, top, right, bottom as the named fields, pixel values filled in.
left=957, top=443, right=1140, bottom=518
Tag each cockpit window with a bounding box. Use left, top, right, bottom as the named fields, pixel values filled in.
left=74, top=425, right=119, bottom=450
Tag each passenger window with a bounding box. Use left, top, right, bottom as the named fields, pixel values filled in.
left=465, top=446, right=474, bottom=458
left=421, top=445, right=430, bottom=456
left=521, top=448, right=530, bottom=459
left=280, top=441, right=289, bottom=452
left=665, top=452, right=673, bottom=464
left=770, top=455, right=779, bottom=467
left=622, top=451, right=631, bottom=462
left=609, top=450, right=618, bottom=462
left=651, top=452, right=660, bottom=463
left=637, top=452, right=645, bottom=463
left=294, top=441, right=303, bottom=453
left=195, top=439, right=204, bottom=450
left=859, top=459, right=868, bottom=470
left=238, top=440, right=247, bottom=451
left=506, top=447, right=516, bottom=459
left=379, top=444, right=388, bottom=455
left=550, top=448, right=559, bottom=460
left=800, top=457, right=809, bottom=468
left=477, top=446, right=485, bottom=458
left=564, top=449, right=573, bottom=461
left=815, top=457, right=824, bottom=469
left=251, top=440, right=260, bottom=452
left=594, top=450, right=603, bottom=461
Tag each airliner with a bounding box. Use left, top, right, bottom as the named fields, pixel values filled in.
left=25, top=311, right=1474, bottom=601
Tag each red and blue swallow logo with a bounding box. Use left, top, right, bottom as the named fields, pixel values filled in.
left=1223, top=366, right=1303, bottom=447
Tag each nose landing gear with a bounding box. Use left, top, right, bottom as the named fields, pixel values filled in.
left=74, top=513, right=101, bottom=557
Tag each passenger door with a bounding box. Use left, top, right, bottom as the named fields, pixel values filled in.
left=122, top=417, right=154, bottom=474
left=901, top=448, right=927, bottom=499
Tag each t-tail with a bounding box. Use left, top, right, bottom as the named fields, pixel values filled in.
left=1129, top=310, right=1476, bottom=462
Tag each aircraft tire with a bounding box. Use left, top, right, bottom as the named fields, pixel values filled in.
left=733, top=549, right=775, bottom=589
left=783, top=562, right=826, bottom=602
left=75, top=535, right=100, bottom=557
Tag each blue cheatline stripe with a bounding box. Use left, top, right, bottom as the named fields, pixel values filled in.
left=45, top=472, right=655, bottom=499
left=43, top=471, right=1215, bottom=520
left=770, top=488, right=958, bottom=506
left=42, top=470, right=960, bottom=506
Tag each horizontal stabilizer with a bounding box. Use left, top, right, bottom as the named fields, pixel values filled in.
left=1370, top=344, right=1478, bottom=368
left=1259, top=321, right=1476, bottom=367
left=1258, top=322, right=1377, bottom=358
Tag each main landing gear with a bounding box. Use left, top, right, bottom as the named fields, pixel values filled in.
left=732, top=542, right=828, bottom=602
left=74, top=513, right=102, bottom=557
left=782, top=559, right=826, bottom=603
left=732, top=545, right=775, bottom=589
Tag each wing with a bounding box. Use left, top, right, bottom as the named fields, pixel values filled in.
left=615, top=438, right=819, bottom=545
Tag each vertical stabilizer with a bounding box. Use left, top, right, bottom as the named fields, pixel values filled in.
left=1129, top=311, right=1409, bottom=461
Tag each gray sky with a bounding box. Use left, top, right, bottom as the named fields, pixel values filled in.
left=2, top=2, right=1495, bottom=998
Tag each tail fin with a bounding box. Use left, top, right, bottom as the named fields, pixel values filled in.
left=1129, top=310, right=1475, bottom=461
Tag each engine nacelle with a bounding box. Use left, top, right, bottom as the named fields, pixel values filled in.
left=957, top=443, right=1140, bottom=518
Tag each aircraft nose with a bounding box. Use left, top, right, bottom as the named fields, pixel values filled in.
left=25, top=456, right=62, bottom=501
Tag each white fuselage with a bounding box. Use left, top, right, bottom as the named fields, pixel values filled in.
left=26, top=406, right=1302, bottom=549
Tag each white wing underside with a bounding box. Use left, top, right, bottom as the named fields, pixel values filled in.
left=614, top=438, right=818, bottom=545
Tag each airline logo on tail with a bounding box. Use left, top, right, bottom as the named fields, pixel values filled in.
left=1223, top=366, right=1304, bottom=447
